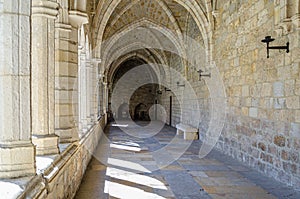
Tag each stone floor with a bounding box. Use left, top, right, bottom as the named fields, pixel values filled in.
left=75, top=121, right=300, bottom=199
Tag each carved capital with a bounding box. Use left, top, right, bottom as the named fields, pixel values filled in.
left=69, top=10, right=88, bottom=27
left=291, top=14, right=300, bottom=30
left=275, top=18, right=293, bottom=36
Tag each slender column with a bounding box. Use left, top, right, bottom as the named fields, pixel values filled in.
left=91, top=59, right=101, bottom=121
left=31, top=0, right=59, bottom=155
left=86, top=60, right=92, bottom=126
left=89, top=62, right=95, bottom=122
left=0, top=0, right=35, bottom=178
left=54, top=0, right=79, bottom=142
left=103, top=82, right=108, bottom=114
left=79, top=52, right=88, bottom=132
left=98, top=74, right=104, bottom=117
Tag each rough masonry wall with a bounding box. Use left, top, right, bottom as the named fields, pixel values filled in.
left=213, top=0, right=300, bottom=188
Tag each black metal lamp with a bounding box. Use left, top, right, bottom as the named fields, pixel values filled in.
left=165, top=87, right=171, bottom=92
left=261, top=36, right=289, bottom=58
left=176, top=81, right=185, bottom=87
left=197, top=69, right=211, bottom=81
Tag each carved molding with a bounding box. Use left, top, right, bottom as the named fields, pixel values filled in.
left=55, top=22, right=72, bottom=32
left=32, top=0, right=59, bottom=19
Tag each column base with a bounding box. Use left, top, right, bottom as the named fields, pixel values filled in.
left=0, top=141, right=35, bottom=178
left=55, top=128, right=79, bottom=143
left=32, top=135, right=59, bottom=156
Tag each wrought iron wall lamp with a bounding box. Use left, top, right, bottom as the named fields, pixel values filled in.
left=197, top=69, right=211, bottom=80
left=176, top=81, right=185, bottom=87
left=261, top=36, right=289, bottom=58
left=165, top=87, right=171, bottom=92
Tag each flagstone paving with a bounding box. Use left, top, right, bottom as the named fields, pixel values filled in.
left=75, top=122, right=300, bottom=199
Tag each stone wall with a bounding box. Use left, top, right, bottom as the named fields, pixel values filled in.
left=213, top=0, right=300, bottom=188
left=159, top=0, right=300, bottom=189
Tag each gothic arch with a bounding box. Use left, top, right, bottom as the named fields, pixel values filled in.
left=92, top=0, right=213, bottom=63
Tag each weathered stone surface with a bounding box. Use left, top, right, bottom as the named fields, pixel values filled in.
left=274, top=135, right=286, bottom=147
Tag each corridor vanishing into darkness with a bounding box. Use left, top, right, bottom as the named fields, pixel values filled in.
left=75, top=122, right=300, bottom=199
left=1, top=1, right=300, bottom=198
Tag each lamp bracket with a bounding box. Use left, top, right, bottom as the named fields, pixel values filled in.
left=176, top=81, right=185, bottom=87
left=197, top=69, right=211, bottom=81
left=261, top=36, right=289, bottom=58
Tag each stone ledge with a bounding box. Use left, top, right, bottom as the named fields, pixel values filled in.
left=0, top=115, right=107, bottom=199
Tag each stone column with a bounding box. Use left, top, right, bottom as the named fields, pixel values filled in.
left=91, top=59, right=101, bottom=121
left=103, top=82, right=108, bottom=114
left=78, top=51, right=88, bottom=133
left=86, top=60, right=92, bottom=126
left=98, top=74, right=104, bottom=117
left=31, top=0, right=59, bottom=155
left=54, top=0, right=79, bottom=143
left=0, top=0, right=35, bottom=178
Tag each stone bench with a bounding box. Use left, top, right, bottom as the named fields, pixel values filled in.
left=176, top=123, right=198, bottom=140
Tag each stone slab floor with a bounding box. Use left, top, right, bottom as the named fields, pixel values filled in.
left=75, top=122, right=300, bottom=199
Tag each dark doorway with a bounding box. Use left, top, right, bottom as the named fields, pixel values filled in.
left=134, top=103, right=149, bottom=121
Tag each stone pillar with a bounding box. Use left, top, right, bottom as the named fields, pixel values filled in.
left=54, top=0, right=79, bottom=143
left=98, top=74, right=104, bottom=117
left=91, top=59, right=101, bottom=121
left=78, top=51, right=88, bottom=133
left=31, top=0, right=59, bottom=155
left=86, top=60, right=92, bottom=126
left=103, top=82, right=108, bottom=114
left=0, top=0, right=35, bottom=178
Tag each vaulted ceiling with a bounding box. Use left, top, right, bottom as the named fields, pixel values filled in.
left=87, top=0, right=215, bottom=82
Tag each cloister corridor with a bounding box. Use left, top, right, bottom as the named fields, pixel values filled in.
left=1, top=0, right=300, bottom=198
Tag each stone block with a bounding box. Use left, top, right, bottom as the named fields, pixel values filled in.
left=295, top=110, right=300, bottom=123
left=249, top=107, right=258, bottom=117
left=274, top=135, right=285, bottom=147
left=0, top=143, right=35, bottom=178
left=290, top=123, right=300, bottom=138
left=286, top=96, right=300, bottom=109
left=273, top=82, right=284, bottom=97
left=274, top=98, right=286, bottom=109
left=261, top=83, right=272, bottom=97
left=32, top=135, right=59, bottom=155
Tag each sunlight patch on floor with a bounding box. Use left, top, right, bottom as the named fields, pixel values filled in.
left=108, top=158, right=151, bottom=173
left=112, top=124, right=129, bottom=127
left=104, top=180, right=166, bottom=199
left=110, top=143, right=141, bottom=152
left=107, top=167, right=167, bottom=190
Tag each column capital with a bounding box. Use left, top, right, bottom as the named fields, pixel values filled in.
left=69, top=10, right=88, bottom=27
left=32, top=0, right=59, bottom=19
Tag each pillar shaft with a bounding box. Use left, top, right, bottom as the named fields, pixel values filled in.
left=31, top=0, right=59, bottom=155
left=79, top=52, right=88, bottom=132
left=0, top=0, right=35, bottom=178
left=54, top=0, right=79, bottom=143
left=86, top=61, right=92, bottom=126
left=103, top=83, right=108, bottom=114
